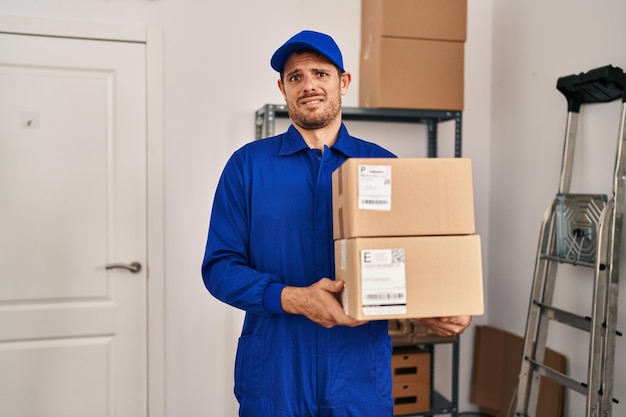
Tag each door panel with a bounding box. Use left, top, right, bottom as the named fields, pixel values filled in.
left=1, top=337, right=111, bottom=417
left=0, top=33, right=147, bottom=417
left=1, top=68, right=109, bottom=302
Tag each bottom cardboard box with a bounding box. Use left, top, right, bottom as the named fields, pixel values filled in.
left=335, top=235, right=484, bottom=320
left=393, top=381, right=430, bottom=415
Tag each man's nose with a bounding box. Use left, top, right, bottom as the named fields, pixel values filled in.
left=302, top=74, right=317, bottom=91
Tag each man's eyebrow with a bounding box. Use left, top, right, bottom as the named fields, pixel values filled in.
left=285, top=69, right=301, bottom=79
left=301, top=67, right=332, bottom=74
left=285, top=66, right=332, bottom=79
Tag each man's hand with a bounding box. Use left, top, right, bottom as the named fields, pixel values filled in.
left=414, top=315, right=471, bottom=337
left=281, top=278, right=366, bottom=328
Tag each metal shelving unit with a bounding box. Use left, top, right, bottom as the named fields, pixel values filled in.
left=254, top=104, right=462, bottom=158
left=254, top=103, right=463, bottom=417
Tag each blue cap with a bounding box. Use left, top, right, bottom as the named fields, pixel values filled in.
left=271, top=30, right=345, bottom=74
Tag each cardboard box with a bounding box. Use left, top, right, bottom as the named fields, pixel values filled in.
left=335, top=234, right=484, bottom=320
left=332, top=158, right=475, bottom=240
left=359, top=37, right=464, bottom=110
left=392, top=346, right=431, bottom=384
left=393, top=381, right=430, bottom=414
left=361, top=0, right=467, bottom=43
left=470, top=325, right=566, bottom=417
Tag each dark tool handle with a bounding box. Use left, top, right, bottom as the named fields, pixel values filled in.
left=556, top=65, right=626, bottom=112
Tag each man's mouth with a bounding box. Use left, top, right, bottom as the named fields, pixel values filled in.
left=301, top=97, right=323, bottom=105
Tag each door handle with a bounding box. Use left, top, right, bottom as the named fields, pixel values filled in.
left=105, top=261, right=142, bottom=274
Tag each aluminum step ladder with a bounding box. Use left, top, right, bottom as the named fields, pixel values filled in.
left=515, top=65, right=626, bottom=417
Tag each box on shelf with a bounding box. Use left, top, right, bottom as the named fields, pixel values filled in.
left=332, top=157, right=475, bottom=240
left=359, top=37, right=464, bottom=110
left=335, top=234, right=484, bottom=321
left=359, top=0, right=467, bottom=110
left=361, top=0, right=467, bottom=43
left=393, top=381, right=430, bottom=415
left=392, top=346, right=431, bottom=384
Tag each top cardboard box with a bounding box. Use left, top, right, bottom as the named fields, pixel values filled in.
left=332, top=158, right=475, bottom=239
left=361, top=0, right=467, bottom=44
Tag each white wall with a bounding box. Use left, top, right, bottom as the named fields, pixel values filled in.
left=3, top=0, right=625, bottom=416
left=489, top=1, right=626, bottom=415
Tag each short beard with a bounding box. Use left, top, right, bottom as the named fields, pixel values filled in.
left=287, top=93, right=342, bottom=131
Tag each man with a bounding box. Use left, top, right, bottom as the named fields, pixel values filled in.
left=202, top=30, right=470, bottom=417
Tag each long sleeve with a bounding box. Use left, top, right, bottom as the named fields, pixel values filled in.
left=202, top=148, right=285, bottom=315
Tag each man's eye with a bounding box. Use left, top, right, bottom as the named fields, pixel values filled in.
left=289, top=75, right=301, bottom=82
left=318, top=72, right=329, bottom=77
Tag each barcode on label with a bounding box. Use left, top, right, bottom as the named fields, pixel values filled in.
left=366, top=292, right=405, bottom=300
left=360, top=198, right=390, bottom=205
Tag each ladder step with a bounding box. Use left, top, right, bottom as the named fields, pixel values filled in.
left=555, top=193, right=607, bottom=264
left=534, top=302, right=591, bottom=332
left=540, top=254, right=601, bottom=268
left=526, top=358, right=622, bottom=406
left=526, top=357, right=587, bottom=395
left=534, top=302, right=624, bottom=336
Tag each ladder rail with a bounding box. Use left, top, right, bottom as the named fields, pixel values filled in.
left=515, top=201, right=559, bottom=416
left=525, top=247, right=560, bottom=416
left=587, top=203, right=613, bottom=416
left=558, top=111, right=579, bottom=194
left=599, top=100, right=626, bottom=414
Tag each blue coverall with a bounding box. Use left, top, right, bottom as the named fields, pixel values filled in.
left=202, top=123, right=396, bottom=417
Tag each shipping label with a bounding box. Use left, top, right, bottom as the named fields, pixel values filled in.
left=360, top=248, right=407, bottom=316
left=358, top=164, right=392, bottom=211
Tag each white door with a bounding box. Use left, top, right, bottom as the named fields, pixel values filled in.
left=0, top=32, right=147, bottom=417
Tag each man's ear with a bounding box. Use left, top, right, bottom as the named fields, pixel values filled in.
left=340, top=72, right=352, bottom=95
left=277, top=78, right=287, bottom=99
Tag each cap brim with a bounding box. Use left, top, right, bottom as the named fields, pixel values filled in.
left=271, top=41, right=340, bottom=73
